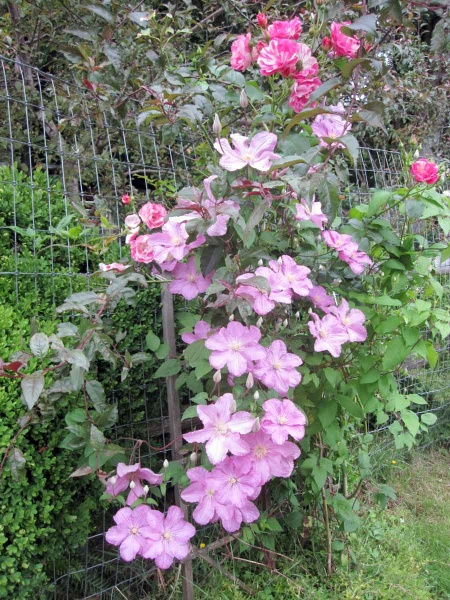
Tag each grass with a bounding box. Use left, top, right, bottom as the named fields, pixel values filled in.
left=186, top=449, right=450, bottom=600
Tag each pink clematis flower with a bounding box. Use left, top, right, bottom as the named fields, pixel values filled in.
left=105, top=505, right=155, bottom=562
left=181, top=467, right=222, bottom=526
left=205, top=321, right=266, bottom=376
left=183, top=393, right=257, bottom=464
left=330, top=22, right=361, bottom=59
left=234, top=431, right=300, bottom=485
left=255, top=265, right=292, bottom=304
left=106, top=462, right=163, bottom=506
left=216, top=498, right=260, bottom=532
left=269, top=255, right=313, bottom=297
left=295, top=198, right=328, bottom=229
left=311, top=108, right=352, bottom=148
left=181, top=320, right=211, bottom=345
left=338, top=246, right=373, bottom=275
left=268, top=16, right=302, bottom=40
left=257, top=39, right=301, bottom=78
left=322, top=230, right=356, bottom=253
left=99, top=262, right=128, bottom=272
left=169, top=257, right=212, bottom=300
left=289, top=76, right=322, bottom=113
left=410, top=158, right=439, bottom=184
left=253, top=339, right=302, bottom=395
left=138, top=202, right=167, bottom=230
left=140, top=506, right=196, bottom=569
left=230, top=33, right=254, bottom=72
left=214, top=132, right=280, bottom=172
left=328, top=298, right=367, bottom=342
left=308, top=285, right=335, bottom=312
left=308, top=312, right=348, bottom=358
left=235, top=272, right=276, bottom=316
left=261, top=398, right=307, bottom=445
left=208, top=456, right=261, bottom=508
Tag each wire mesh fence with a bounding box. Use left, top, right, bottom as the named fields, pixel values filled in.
left=1, top=53, right=449, bottom=598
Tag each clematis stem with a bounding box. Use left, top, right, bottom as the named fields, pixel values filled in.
left=321, top=488, right=333, bottom=577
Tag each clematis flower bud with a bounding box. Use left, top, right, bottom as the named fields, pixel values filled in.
left=129, top=480, right=136, bottom=489
left=108, top=476, right=117, bottom=486
left=246, top=372, right=254, bottom=389
left=229, top=314, right=235, bottom=322
left=258, top=259, right=264, bottom=267
left=163, top=459, right=169, bottom=469
left=253, top=390, right=260, bottom=401
left=143, top=485, right=149, bottom=494
left=213, top=113, right=222, bottom=136
left=283, top=319, right=289, bottom=328
left=240, top=89, right=248, bottom=109
left=213, top=370, right=222, bottom=383
left=256, top=317, right=263, bottom=328
left=190, top=452, right=198, bottom=464
left=295, top=311, right=300, bottom=319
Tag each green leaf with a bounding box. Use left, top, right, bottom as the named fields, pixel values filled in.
left=338, top=134, right=359, bottom=166
left=21, top=372, right=45, bottom=410
left=318, top=401, right=338, bottom=429
left=153, top=359, right=181, bottom=378
left=421, top=413, right=437, bottom=426
left=67, top=349, right=90, bottom=370
left=367, top=190, right=392, bottom=217
left=382, top=337, right=409, bottom=371
left=184, top=340, right=210, bottom=367
left=346, top=14, right=378, bottom=35
left=243, top=200, right=270, bottom=245
left=155, top=343, right=169, bottom=359
left=90, top=424, right=106, bottom=450
left=85, top=380, right=106, bottom=412
left=84, top=3, right=115, bottom=23
left=308, top=77, right=342, bottom=106
left=146, top=331, right=161, bottom=352
left=200, top=245, right=223, bottom=276
left=7, top=448, right=26, bottom=481
left=29, top=333, right=49, bottom=357
left=401, top=410, right=420, bottom=436
left=375, top=316, right=402, bottom=334
left=338, top=395, right=364, bottom=419
left=181, top=405, right=198, bottom=421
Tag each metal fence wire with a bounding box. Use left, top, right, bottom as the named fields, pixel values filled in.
left=0, top=54, right=449, bottom=599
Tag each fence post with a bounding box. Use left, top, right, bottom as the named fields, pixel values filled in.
left=161, top=285, right=194, bottom=600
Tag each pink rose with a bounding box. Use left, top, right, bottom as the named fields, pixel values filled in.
left=129, top=235, right=154, bottom=264
left=138, top=202, right=166, bottom=230
left=257, top=13, right=268, bottom=28
left=322, top=36, right=331, bottom=50
left=267, top=17, right=302, bottom=40
left=257, top=39, right=300, bottom=78
left=330, top=22, right=361, bottom=59
left=124, top=214, right=141, bottom=233
left=99, top=262, right=128, bottom=272
left=410, top=158, right=439, bottom=185
left=288, top=76, right=321, bottom=113
left=231, top=33, right=253, bottom=72
left=121, top=193, right=131, bottom=205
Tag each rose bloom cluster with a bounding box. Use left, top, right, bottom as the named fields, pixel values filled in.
left=229, top=14, right=363, bottom=113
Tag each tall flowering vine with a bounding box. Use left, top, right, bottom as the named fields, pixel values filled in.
left=100, top=12, right=377, bottom=567
left=3, top=8, right=449, bottom=583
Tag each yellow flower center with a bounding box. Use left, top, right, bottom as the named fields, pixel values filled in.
left=278, top=416, right=288, bottom=425
left=273, top=361, right=282, bottom=370
left=254, top=444, right=268, bottom=458
left=215, top=422, right=228, bottom=435
left=131, top=527, right=139, bottom=535
left=163, top=531, right=173, bottom=540
left=231, top=341, right=242, bottom=351
left=229, top=477, right=237, bottom=485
